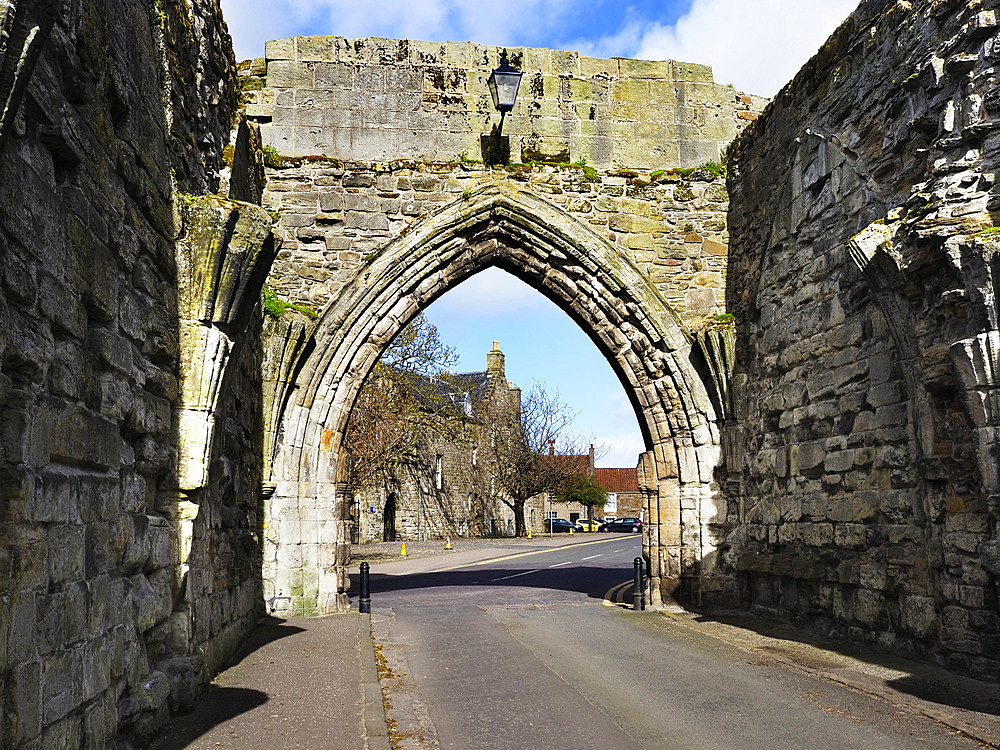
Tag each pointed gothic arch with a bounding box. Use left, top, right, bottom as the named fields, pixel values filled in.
left=264, top=180, right=726, bottom=614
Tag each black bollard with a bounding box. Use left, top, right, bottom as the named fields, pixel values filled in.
left=359, top=561, right=371, bottom=614
left=633, top=556, right=645, bottom=611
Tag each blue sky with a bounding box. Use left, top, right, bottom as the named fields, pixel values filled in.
left=220, top=0, right=858, bottom=465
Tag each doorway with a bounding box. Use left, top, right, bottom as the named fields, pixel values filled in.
left=383, top=493, right=397, bottom=541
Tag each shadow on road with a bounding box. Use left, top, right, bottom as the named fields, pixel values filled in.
left=346, top=564, right=634, bottom=605
left=687, top=610, right=1000, bottom=717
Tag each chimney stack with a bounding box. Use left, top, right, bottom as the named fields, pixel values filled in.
left=487, top=340, right=505, bottom=380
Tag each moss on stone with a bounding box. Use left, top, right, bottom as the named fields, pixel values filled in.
left=263, top=286, right=319, bottom=319
left=704, top=312, right=736, bottom=330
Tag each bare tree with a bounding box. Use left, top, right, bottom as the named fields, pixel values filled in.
left=476, top=383, right=590, bottom=537
left=342, top=314, right=459, bottom=503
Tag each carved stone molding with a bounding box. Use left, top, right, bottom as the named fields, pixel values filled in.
left=175, top=194, right=277, bottom=492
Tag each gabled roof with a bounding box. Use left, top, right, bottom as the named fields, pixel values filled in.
left=593, top=467, right=639, bottom=493
left=404, top=368, right=492, bottom=417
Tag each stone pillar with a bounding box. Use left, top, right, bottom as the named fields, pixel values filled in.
left=638, top=449, right=683, bottom=607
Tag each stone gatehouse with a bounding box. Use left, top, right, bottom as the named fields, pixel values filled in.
left=245, top=37, right=765, bottom=617
left=1, top=0, right=999, bottom=746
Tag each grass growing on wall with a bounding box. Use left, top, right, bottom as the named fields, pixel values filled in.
left=263, top=286, right=319, bottom=319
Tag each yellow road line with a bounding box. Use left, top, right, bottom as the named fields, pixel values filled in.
left=602, top=580, right=633, bottom=607
left=425, top=535, right=631, bottom=574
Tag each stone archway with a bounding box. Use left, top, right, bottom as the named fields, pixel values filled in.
left=264, top=180, right=727, bottom=615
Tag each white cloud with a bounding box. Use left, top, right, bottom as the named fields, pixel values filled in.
left=626, top=0, right=858, bottom=97
left=221, top=0, right=576, bottom=62
left=224, top=0, right=857, bottom=96
left=595, top=431, right=646, bottom=468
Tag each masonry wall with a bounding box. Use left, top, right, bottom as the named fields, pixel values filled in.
left=728, top=0, right=1000, bottom=679
left=0, top=1, right=271, bottom=746
left=258, top=159, right=735, bottom=331
left=356, top=423, right=503, bottom=543
left=243, top=36, right=766, bottom=171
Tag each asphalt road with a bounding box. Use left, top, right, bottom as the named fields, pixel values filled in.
left=364, top=535, right=978, bottom=750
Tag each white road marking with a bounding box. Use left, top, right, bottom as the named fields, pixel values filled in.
left=581, top=554, right=603, bottom=561
left=491, top=569, right=543, bottom=581
left=548, top=561, right=573, bottom=568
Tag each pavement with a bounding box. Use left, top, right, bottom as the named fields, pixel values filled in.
left=151, top=535, right=1000, bottom=749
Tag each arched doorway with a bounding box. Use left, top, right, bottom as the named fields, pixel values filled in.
left=264, top=181, right=726, bottom=615
left=384, top=493, right=397, bottom=542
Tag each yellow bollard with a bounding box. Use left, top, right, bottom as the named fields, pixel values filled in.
left=527, top=528, right=532, bottom=539
left=445, top=537, right=452, bottom=550
left=400, top=542, right=407, bottom=557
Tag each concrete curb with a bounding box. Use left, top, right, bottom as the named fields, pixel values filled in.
left=359, top=613, right=392, bottom=750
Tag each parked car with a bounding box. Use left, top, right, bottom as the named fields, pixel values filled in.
left=544, top=518, right=582, bottom=533
left=599, top=517, right=643, bottom=533
left=575, top=518, right=603, bottom=532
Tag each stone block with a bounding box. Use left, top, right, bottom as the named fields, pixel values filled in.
left=42, top=649, right=82, bottom=725
left=410, top=40, right=446, bottom=66
left=446, top=42, right=472, bottom=69
left=82, top=692, right=117, bottom=750
left=678, top=138, right=722, bottom=168
left=264, top=37, right=296, bottom=61
left=671, top=61, right=714, bottom=83
left=524, top=47, right=550, bottom=74
left=91, top=329, right=133, bottom=375
left=789, top=441, right=825, bottom=473
left=580, top=56, right=618, bottom=79
left=11, top=660, right=42, bottom=743
left=267, top=60, right=314, bottom=89
left=685, top=287, right=716, bottom=311
left=612, top=79, right=649, bottom=105
left=350, top=128, right=400, bottom=161
left=296, top=37, right=338, bottom=62
left=551, top=49, right=580, bottom=77
left=48, top=524, right=85, bottom=584
left=647, top=81, right=680, bottom=107
left=33, top=471, right=77, bottom=524
left=37, top=590, right=67, bottom=657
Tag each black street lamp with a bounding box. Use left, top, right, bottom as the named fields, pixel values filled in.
left=482, top=49, right=522, bottom=164
left=487, top=49, right=523, bottom=141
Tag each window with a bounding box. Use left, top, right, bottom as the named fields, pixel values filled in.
left=472, top=447, right=477, bottom=466
left=435, top=455, right=443, bottom=490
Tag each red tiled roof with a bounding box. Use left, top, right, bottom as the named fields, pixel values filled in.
left=593, top=468, right=639, bottom=493
left=542, top=453, right=590, bottom=475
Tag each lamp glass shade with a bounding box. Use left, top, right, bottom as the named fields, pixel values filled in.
left=488, top=57, right=522, bottom=112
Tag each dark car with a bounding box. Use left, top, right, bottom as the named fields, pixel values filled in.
left=599, top=517, right=643, bottom=533
left=544, top=518, right=582, bottom=533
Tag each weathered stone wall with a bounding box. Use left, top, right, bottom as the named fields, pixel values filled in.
left=243, top=36, right=766, bottom=170
left=0, top=0, right=275, bottom=746
left=261, top=160, right=733, bottom=328
left=728, top=0, right=1000, bottom=679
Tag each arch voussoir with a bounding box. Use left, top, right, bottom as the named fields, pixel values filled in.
left=265, top=178, right=727, bottom=615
